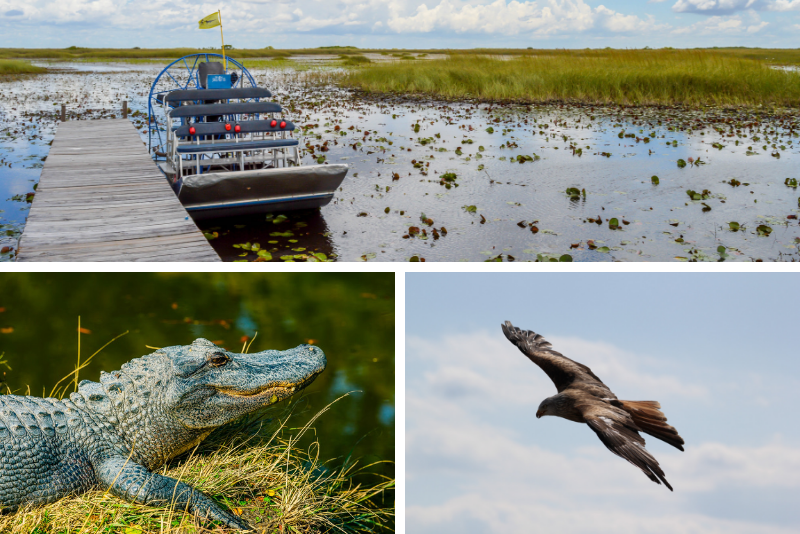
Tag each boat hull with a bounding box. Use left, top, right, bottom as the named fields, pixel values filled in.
left=175, top=164, right=348, bottom=220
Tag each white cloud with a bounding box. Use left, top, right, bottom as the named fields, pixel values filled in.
left=409, top=493, right=800, bottom=534
left=671, top=440, right=800, bottom=491
left=673, top=0, right=761, bottom=14
left=671, top=0, right=800, bottom=13
left=673, top=13, right=737, bottom=32
left=408, top=330, right=800, bottom=533
left=408, top=331, right=707, bottom=406
left=0, top=0, right=794, bottom=45
left=385, top=0, right=667, bottom=35
left=769, top=0, right=800, bottom=9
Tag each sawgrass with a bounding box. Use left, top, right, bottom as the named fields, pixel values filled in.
left=339, top=55, right=372, bottom=67
left=239, top=58, right=311, bottom=71
left=2, top=46, right=799, bottom=63
left=0, top=59, right=46, bottom=75
left=0, top=335, right=394, bottom=533
left=343, top=50, right=800, bottom=107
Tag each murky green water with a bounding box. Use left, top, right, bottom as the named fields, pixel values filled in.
left=0, top=272, right=394, bottom=506
left=2, top=62, right=798, bottom=261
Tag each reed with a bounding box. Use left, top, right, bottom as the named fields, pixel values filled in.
left=2, top=46, right=798, bottom=64
left=0, top=59, right=46, bottom=75
left=343, top=50, right=800, bottom=107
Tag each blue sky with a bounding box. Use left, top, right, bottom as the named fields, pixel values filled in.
left=406, top=273, right=800, bottom=534
left=1, top=0, right=799, bottom=49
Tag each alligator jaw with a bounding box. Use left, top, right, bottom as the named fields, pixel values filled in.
left=216, top=384, right=297, bottom=399
left=215, top=370, right=322, bottom=399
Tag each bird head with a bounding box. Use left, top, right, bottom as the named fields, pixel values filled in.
left=536, top=398, right=551, bottom=419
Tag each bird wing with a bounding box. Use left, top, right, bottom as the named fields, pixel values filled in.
left=501, top=321, right=608, bottom=393
left=578, top=398, right=674, bottom=491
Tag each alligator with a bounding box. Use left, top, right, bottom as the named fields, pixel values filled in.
left=0, top=338, right=326, bottom=531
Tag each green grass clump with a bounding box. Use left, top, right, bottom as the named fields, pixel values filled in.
left=0, top=59, right=46, bottom=75
left=343, top=50, right=800, bottom=107
left=340, top=54, right=372, bottom=67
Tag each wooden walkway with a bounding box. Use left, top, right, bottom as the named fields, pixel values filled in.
left=17, top=120, right=220, bottom=261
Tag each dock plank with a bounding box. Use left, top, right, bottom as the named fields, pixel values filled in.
left=17, top=119, right=220, bottom=262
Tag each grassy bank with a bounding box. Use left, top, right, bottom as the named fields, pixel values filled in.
left=0, top=59, right=46, bottom=75
left=343, top=50, right=800, bottom=107
left=0, top=336, right=394, bottom=533
left=2, top=407, right=393, bottom=533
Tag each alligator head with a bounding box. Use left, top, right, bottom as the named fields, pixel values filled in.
left=167, top=338, right=327, bottom=429
left=75, top=338, right=326, bottom=467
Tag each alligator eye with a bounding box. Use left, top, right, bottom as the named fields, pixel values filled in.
left=209, top=353, right=229, bottom=366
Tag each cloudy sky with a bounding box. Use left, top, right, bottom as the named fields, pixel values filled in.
left=406, top=273, right=800, bottom=534
left=1, top=0, right=799, bottom=49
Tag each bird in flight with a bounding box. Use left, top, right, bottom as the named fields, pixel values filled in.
left=501, top=321, right=684, bottom=490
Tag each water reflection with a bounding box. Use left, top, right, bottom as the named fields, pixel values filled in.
left=2, top=64, right=798, bottom=261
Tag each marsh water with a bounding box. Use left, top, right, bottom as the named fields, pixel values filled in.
left=2, top=61, right=799, bottom=261
left=0, top=272, right=394, bottom=498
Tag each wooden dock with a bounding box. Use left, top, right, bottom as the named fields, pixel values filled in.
left=17, top=120, right=220, bottom=261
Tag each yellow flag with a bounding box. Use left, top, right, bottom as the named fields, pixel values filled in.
left=199, top=11, right=221, bottom=29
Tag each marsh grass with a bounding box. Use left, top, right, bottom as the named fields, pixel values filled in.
left=239, top=58, right=308, bottom=71
left=343, top=50, right=800, bottom=107
left=0, top=332, right=394, bottom=533
left=0, top=59, right=47, bottom=75
left=3, top=46, right=798, bottom=63
left=339, top=55, right=372, bottom=67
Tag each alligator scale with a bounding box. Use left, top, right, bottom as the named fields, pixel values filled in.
left=0, top=339, right=326, bottom=530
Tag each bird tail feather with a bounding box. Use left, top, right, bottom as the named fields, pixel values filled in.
left=620, top=400, right=685, bottom=451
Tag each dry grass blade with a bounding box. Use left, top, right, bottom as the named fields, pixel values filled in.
left=1, top=335, right=393, bottom=534
left=0, top=397, right=393, bottom=533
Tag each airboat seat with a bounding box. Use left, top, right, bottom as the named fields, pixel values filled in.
left=199, top=61, right=225, bottom=88
left=175, top=120, right=295, bottom=137
left=168, top=102, right=282, bottom=118
left=163, top=87, right=273, bottom=104
left=176, top=139, right=299, bottom=154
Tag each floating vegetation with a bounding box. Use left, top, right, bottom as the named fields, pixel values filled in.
left=2, top=58, right=800, bottom=262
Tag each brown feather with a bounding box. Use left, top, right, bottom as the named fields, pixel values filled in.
left=620, top=400, right=685, bottom=451
left=502, top=323, right=685, bottom=491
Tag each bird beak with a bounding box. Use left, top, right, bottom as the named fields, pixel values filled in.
left=536, top=409, right=544, bottom=419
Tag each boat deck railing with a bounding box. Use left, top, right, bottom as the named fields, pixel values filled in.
left=161, top=89, right=299, bottom=179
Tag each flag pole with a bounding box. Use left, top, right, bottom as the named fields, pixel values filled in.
left=218, top=10, right=227, bottom=71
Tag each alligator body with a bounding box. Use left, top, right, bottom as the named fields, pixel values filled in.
left=0, top=338, right=326, bottom=530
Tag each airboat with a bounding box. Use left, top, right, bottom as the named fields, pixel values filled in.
left=147, top=54, right=347, bottom=220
